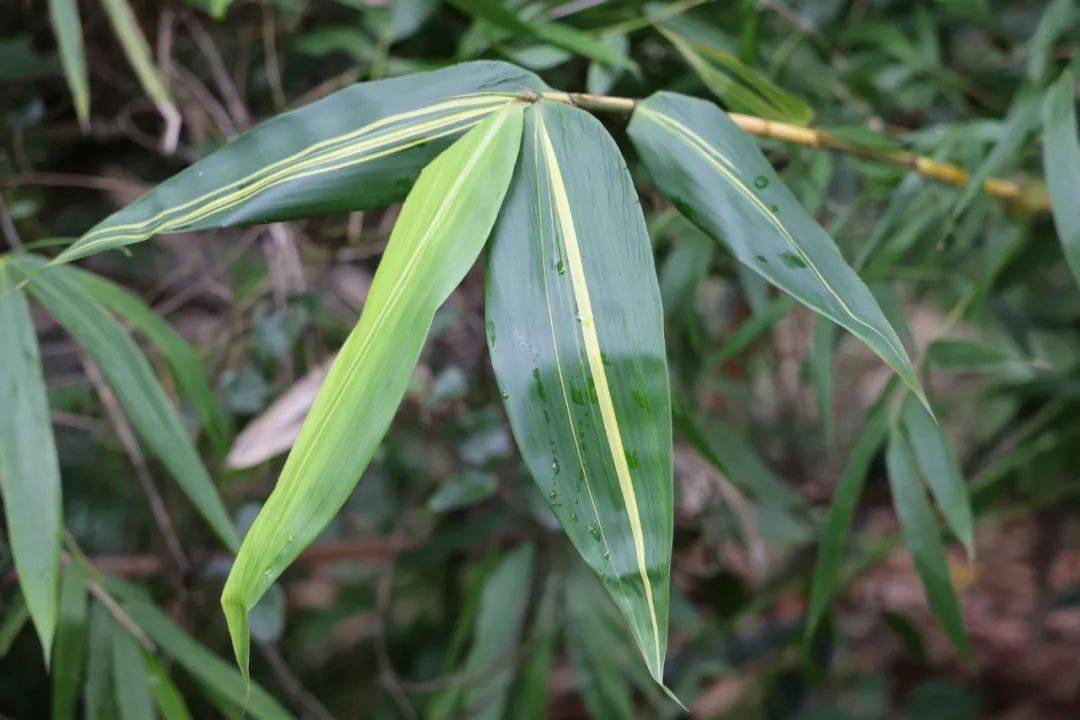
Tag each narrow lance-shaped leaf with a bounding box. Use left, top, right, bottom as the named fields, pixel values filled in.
left=10, top=254, right=239, bottom=550
left=52, top=561, right=88, bottom=720
left=486, top=100, right=673, bottom=685
left=0, top=264, right=62, bottom=664
left=222, top=105, right=525, bottom=677
left=74, top=267, right=231, bottom=455
left=900, top=396, right=974, bottom=557
left=57, top=61, right=544, bottom=264
left=628, top=92, right=926, bottom=407
left=84, top=603, right=119, bottom=720
left=47, top=0, right=89, bottom=127
left=886, top=425, right=972, bottom=660
left=144, top=654, right=195, bottom=720
left=804, top=382, right=894, bottom=645
left=1042, top=69, right=1080, bottom=289
left=112, top=626, right=156, bottom=720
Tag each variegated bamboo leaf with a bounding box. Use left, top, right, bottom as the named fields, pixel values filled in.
left=485, top=100, right=673, bottom=685
left=221, top=105, right=525, bottom=678
left=628, top=92, right=926, bottom=407
left=57, top=61, right=544, bottom=264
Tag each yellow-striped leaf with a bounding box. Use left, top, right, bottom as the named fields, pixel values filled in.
left=485, top=100, right=673, bottom=685
left=57, top=62, right=544, bottom=264
left=221, top=105, right=525, bottom=678
left=628, top=92, right=925, bottom=407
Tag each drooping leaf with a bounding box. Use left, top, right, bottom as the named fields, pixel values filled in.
left=47, top=0, right=89, bottom=127
left=886, top=425, right=972, bottom=660
left=103, top=579, right=291, bottom=720
left=98, top=0, right=177, bottom=116
left=900, top=396, right=974, bottom=556
left=10, top=254, right=239, bottom=550
left=0, top=263, right=62, bottom=664
left=429, top=544, right=534, bottom=720
left=1027, top=0, right=1077, bottom=83
left=1042, top=69, right=1080, bottom=288
left=74, top=267, right=231, bottom=455
left=51, top=561, right=88, bottom=720
left=628, top=92, right=925, bottom=407
left=222, top=105, right=524, bottom=677
left=804, top=384, right=893, bottom=645
left=112, top=627, right=156, bottom=720
left=57, top=61, right=544, bottom=264
left=486, top=100, right=673, bottom=684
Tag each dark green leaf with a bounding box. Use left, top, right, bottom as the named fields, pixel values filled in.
left=112, top=628, right=155, bottom=720
left=51, top=561, right=88, bottom=720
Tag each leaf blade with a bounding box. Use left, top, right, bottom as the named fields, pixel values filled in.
left=47, top=0, right=90, bottom=126
left=1042, top=69, right=1080, bottom=288
left=0, top=264, right=62, bottom=664
left=221, top=104, right=525, bottom=677
left=486, top=100, right=673, bottom=683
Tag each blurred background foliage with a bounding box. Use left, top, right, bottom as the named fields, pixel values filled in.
left=1, top=0, right=1079, bottom=718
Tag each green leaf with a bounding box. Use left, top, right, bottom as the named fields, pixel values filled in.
left=144, top=654, right=194, bottom=720
left=804, top=385, right=892, bottom=646
left=900, top=396, right=974, bottom=557
left=1042, top=69, right=1080, bottom=288
left=809, top=317, right=838, bottom=447
left=112, top=628, right=156, bottom=720
left=47, top=0, right=90, bottom=127
left=0, top=590, right=30, bottom=656
left=1027, top=0, right=1077, bottom=83
left=485, top=100, right=673, bottom=684
left=429, top=544, right=535, bottom=720
left=85, top=603, right=119, bottom=720
left=449, top=0, right=637, bottom=73
left=57, top=62, right=544, bottom=264
left=52, top=561, right=88, bottom=720
left=654, top=16, right=813, bottom=125
left=926, top=338, right=1014, bottom=371
left=0, top=263, right=62, bottom=664
left=74, top=267, right=231, bottom=455
left=628, top=92, right=926, bottom=408
left=104, top=580, right=291, bottom=720
left=222, top=104, right=524, bottom=678
left=427, top=470, right=498, bottom=513
left=713, top=295, right=795, bottom=364
left=11, top=255, right=240, bottom=550
left=98, top=0, right=177, bottom=113
left=886, top=425, right=972, bottom=660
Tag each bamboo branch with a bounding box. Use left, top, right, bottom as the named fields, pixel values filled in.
left=541, top=92, right=1051, bottom=214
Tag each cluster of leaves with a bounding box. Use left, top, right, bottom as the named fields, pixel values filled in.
left=1, top=0, right=1078, bottom=718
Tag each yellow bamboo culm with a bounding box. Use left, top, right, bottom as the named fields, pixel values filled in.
left=540, top=92, right=1050, bottom=215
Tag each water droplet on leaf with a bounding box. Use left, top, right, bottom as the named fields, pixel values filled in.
left=754, top=175, right=769, bottom=189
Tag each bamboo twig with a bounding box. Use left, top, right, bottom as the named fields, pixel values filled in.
left=541, top=92, right=1051, bottom=214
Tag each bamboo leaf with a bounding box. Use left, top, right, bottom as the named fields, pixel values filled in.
left=74, top=267, right=231, bottom=455
left=886, top=425, right=972, bottom=660
left=85, top=602, right=119, bottom=720
left=900, top=396, right=974, bottom=556
left=47, top=0, right=90, bottom=127
left=144, top=654, right=194, bottom=720
left=221, top=105, right=524, bottom=678
left=98, top=0, right=178, bottom=126
left=104, top=580, right=292, bottom=720
left=809, top=317, right=838, bottom=447
left=713, top=295, right=795, bottom=364
left=804, top=385, right=892, bottom=646
left=485, top=99, right=673, bottom=686
left=0, top=590, right=30, bottom=656
left=51, top=561, right=88, bottom=720
left=429, top=544, right=535, bottom=720
left=1042, top=69, right=1080, bottom=288
left=57, top=62, right=544, bottom=264
left=11, top=255, right=239, bottom=550
left=0, top=263, right=62, bottom=664
left=449, top=0, right=637, bottom=73
left=628, top=92, right=926, bottom=407
left=112, top=627, right=156, bottom=720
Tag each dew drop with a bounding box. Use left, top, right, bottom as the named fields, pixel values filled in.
left=600, top=352, right=613, bottom=366
left=499, top=389, right=509, bottom=400
left=532, top=368, right=548, bottom=402
left=570, top=384, right=585, bottom=406
left=588, top=524, right=601, bottom=541
left=555, top=259, right=565, bottom=275
left=587, top=378, right=598, bottom=404
left=756, top=254, right=769, bottom=265
left=485, top=320, right=496, bottom=348
left=770, top=204, right=779, bottom=213
left=571, top=512, right=578, bottom=522
left=624, top=448, right=639, bottom=470
left=552, top=456, right=561, bottom=475
left=631, top=389, right=651, bottom=412
left=548, top=488, right=557, bottom=500
left=754, top=175, right=769, bottom=189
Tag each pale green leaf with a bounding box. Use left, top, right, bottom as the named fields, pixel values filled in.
left=221, top=105, right=524, bottom=678
left=52, top=561, right=88, bottom=720
left=47, top=0, right=89, bottom=127
left=1042, top=69, right=1080, bottom=288
left=112, top=628, right=156, bottom=720
left=144, top=655, right=194, bottom=720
